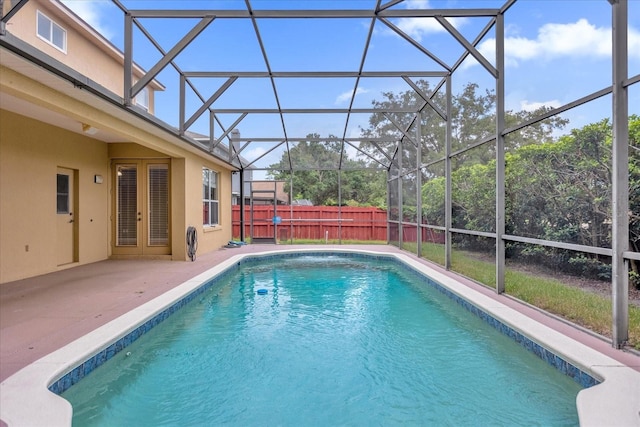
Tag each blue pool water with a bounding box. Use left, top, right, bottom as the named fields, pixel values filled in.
left=62, top=255, right=582, bottom=426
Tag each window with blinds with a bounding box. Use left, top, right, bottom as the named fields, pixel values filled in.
left=116, top=165, right=137, bottom=246
left=202, top=168, right=219, bottom=226
left=148, top=164, right=169, bottom=246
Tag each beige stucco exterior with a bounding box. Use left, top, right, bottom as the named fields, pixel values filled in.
left=3, top=0, right=161, bottom=111
left=0, top=1, right=235, bottom=284
left=0, top=109, right=109, bottom=281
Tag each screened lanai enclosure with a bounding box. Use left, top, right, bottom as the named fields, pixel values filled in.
left=1, top=0, right=638, bottom=348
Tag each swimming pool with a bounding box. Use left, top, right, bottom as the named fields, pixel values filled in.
left=1, top=249, right=639, bottom=426
left=62, top=254, right=582, bottom=425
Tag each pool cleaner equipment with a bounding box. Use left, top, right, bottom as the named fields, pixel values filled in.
left=186, top=226, right=198, bottom=261
left=224, top=240, right=246, bottom=249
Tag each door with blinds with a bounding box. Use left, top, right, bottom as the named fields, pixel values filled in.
left=112, top=160, right=171, bottom=256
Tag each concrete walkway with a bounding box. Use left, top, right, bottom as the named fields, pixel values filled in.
left=1, top=244, right=285, bottom=382
left=1, top=244, right=639, bottom=425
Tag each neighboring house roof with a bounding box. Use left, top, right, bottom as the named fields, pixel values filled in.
left=190, top=131, right=256, bottom=171
left=188, top=131, right=254, bottom=170
left=251, top=181, right=289, bottom=204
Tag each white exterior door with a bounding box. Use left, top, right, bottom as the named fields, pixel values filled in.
left=56, top=167, right=76, bottom=265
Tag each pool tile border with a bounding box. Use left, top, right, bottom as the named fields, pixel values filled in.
left=396, top=258, right=600, bottom=389
left=49, top=250, right=597, bottom=395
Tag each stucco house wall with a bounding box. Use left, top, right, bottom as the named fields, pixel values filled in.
left=3, top=0, right=161, bottom=112
left=0, top=1, right=236, bottom=283
left=0, top=64, right=234, bottom=283
left=0, top=110, right=109, bottom=282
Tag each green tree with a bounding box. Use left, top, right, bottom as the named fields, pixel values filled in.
left=359, top=81, right=568, bottom=171
left=267, top=134, right=387, bottom=207
left=364, top=80, right=567, bottom=235
left=420, top=175, right=445, bottom=226
left=506, top=119, right=612, bottom=248
left=420, top=115, right=640, bottom=284
left=360, top=80, right=447, bottom=168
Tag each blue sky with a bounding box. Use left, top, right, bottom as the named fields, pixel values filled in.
left=59, top=0, right=640, bottom=169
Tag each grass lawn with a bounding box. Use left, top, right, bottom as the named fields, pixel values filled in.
left=416, top=242, right=640, bottom=350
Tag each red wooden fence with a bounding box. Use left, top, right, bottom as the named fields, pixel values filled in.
left=232, top=206, right=446, bottom=243
left=232, top=205, right=387, bottom=241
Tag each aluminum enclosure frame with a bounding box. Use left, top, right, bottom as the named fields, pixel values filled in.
left=0, top=0, right=637, bottom=348
left=390, top=0, right=636, bottom=348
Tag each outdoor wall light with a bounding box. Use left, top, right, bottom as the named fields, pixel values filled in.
left=82, top=123, right=99, bottom=135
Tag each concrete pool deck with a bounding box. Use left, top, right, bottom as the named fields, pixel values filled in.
left=1, top=244, right=639, bottom=426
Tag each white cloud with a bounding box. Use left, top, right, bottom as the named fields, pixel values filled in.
left=335, top=87, right=369, bottom=105
left=403, top=0, right=431, bottom=9
left=396, top=16, right=468, bottom=42
left=61, top=0, right=114, bottom=40
left=396, top=17, right=445, bottom=39
left=243, top=146, right=267, bottom=162
left=537, top=19, right=610, bottom=58
left=379, top=0, right=467, bottom=42
left=470, top=19, right=640, bottom=69
left=630, top=27, right=640, bottom=60
left=519, top=99, right=562, bottom=112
